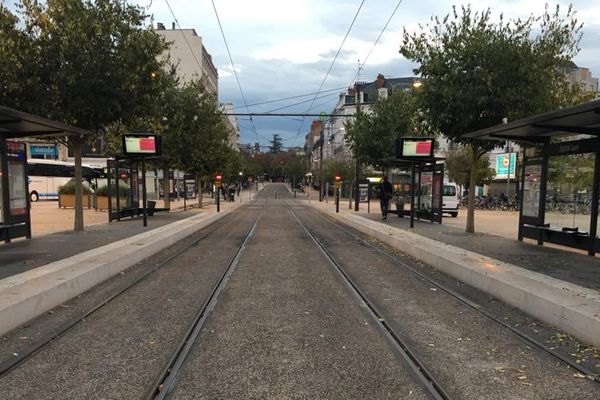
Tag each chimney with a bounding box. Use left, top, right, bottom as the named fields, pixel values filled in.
left=156, top=22, right=165, bottom=30
left=172, top=22, right=176, bottom=30
left=375, top=73, right=385, bottom=89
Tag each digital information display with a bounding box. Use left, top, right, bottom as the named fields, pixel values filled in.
left=398, top=138, right=434, bottom=158
left=123, top=134, right=161, bottom=156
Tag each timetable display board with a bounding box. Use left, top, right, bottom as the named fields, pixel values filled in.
left=122, top=134, right=162, bottom=156
left=396, top=138, right=435, bottom=159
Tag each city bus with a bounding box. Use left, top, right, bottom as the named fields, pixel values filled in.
left=27, top=160, right=101, bottom=201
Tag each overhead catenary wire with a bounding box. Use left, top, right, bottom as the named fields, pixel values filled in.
left=233, top=86, right=346, bottom=110
left=210, top=0, right=260, bottom=142
left=265, top=91, right=340, bottom=113
left=296, top=0, right=366, bottom=137
left=163, top=0, right=205, bottom=84
left=348, top=0, right=406, bottom=87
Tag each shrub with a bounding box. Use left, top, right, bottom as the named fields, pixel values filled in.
left=95, top=182, right=130, bottom=197
left=58, top=179, right=93, bottom=195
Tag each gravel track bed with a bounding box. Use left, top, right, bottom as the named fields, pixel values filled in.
left=169, top=189, right=429, bottom=399
left=295, top=207, right=600, bottom=399
left=0, top=208, right=261, bottom=399
left=0, top=212, right=237, bottom=366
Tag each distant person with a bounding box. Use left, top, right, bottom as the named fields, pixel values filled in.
left=377, top=176, right=393, bottom=220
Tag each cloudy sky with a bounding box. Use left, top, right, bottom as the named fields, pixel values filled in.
left=143, top=0, right=599, bottom=148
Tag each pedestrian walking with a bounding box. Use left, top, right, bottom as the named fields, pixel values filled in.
left=377, top=176, right=393, bottom=220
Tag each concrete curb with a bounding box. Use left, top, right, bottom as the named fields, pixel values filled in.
left=311, top=204, right=600, bottom=348
left=0, top=207, right=236, bottom=337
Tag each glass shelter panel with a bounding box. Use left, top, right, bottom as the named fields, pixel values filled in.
left=545, top=153, right=595, bottom=234
left=522, top=164, right=542, bottom=218
left=0, top=155, right=3, bottom=224
left=418, top=171, right=433, bottom=211
left=8, top=160, right=27, bottom=217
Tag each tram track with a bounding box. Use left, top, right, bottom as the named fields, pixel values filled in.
left=290, top=208, right=451, bottom=400
left=146, top=209, right=263, bottom=400
left=314, top=211, right=600, bottom=385
left=0, top=203, right=268, bottom=400
left=290, top=201, right=600, bottom=399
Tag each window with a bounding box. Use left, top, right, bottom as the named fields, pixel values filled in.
left=442, top=185, right=456, bottom=196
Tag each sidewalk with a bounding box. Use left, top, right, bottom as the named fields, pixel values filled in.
left=301, top=195, right=600, bottom=348
left=1, top=194, right=234, bottom=280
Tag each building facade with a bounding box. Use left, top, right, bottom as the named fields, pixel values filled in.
left=155, top=23, right=218, bottom=94
left=323, top=74, right=421, bottom=162
left=564, top=62, right=599, bottom=96
left=220, top=102, right=240, bottom=152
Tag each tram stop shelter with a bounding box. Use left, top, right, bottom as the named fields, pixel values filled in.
left=383, top=138, right=445, bottom=227
left=0, top=105, right=91, bottom=242
left=463, top=99, right=600, bottom=256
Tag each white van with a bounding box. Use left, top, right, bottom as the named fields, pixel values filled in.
left=442, top=182, right=459, bottom=217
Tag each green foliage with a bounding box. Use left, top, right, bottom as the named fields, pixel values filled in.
left=58, top=179, right=93, bottom=194
left=283, top=155, right=306, bottom=181
left=160, top=79, right=231, bottom=179
left=0, top=4, right=41, bottom=111
left=400, top=4, right=583, bottom=151
left=321, top=158, right=355, bottom=184
left=95, top=182, right=130, bottom=197
left=400, top=4, right=584, bottom=232
left=11, top=0, right=170, bottom=131
left=444, top=146, right=495, bottom=188
left=269, top=134, right=283, bottom=154
left=345, top=90, right=424, bottom=167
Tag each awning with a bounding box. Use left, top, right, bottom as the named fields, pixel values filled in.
left=462, top=99, right=600, bottom=143
left=0, top=106, right=91, bottom=139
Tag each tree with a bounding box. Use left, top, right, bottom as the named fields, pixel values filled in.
left=269, top=134, right=283, bottom=154
left=400, top=4, right=583, bottom=232
left=321, top=158, right=355, bottom=184
left=345, top=90, right=423, bottom=168
left=160, top=80, right=231, bottom=202
left=444, top=146, right=495, bottom=189
left=5, top=0, right=170, bottom=231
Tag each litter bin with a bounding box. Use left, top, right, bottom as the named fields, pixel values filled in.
left=394, top=195, right=404, bottom=218
left=147, top=200, right=156, bottom=216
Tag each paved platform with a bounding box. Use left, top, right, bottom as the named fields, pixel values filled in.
left=0, top=189, right=261, bottom=336
left=303, top=196, right=600, bottom=348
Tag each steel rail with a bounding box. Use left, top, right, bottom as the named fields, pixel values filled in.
left=319, top=212, right=600, bottom=384
left=147, top=209, right=263, bottom=400
left=0, top=210, right=240, bottom=379
left=290, top=209, right=451, bottom=400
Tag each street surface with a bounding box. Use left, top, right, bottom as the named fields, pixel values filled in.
left=1, top=184, right=598, bottom=399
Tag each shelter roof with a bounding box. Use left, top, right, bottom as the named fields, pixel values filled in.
left=0, top=106, right=91, bottom=139
left=462, top=99, right=600, bottom=143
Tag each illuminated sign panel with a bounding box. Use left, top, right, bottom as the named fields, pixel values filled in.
left=122, top=134, right=161, bottom=156
left=396, top=138, right=435, bottom=158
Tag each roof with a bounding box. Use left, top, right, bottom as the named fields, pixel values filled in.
left=462, top=99, right=600, bottom=143
left=0, top=106, right=91, bottom=139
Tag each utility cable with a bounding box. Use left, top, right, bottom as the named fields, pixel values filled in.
left=232, top=86, right=346, bottom=110
left=296, top=0, right=366, bottom=137
left=265, top=91, right=340, bottom=113
left=211, top=0, right=260, bottom=142
left=349, top=0, right=405, bottom=86
left=163, top=0, right=205, bottom=83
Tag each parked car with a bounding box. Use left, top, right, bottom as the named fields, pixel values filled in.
left=442, top=182, right=460, bottom=217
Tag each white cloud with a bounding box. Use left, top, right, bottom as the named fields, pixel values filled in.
left=137, top=0, right=600, bottom=146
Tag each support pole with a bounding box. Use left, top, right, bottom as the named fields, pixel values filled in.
left=142, top=158, right=148, bottom=227
left=410, top=162, right=415, bottom=229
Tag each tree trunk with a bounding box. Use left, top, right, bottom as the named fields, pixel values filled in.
left=466, top=145, right=479, bottom=233
left=72, top=137, right=84, bottom=231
